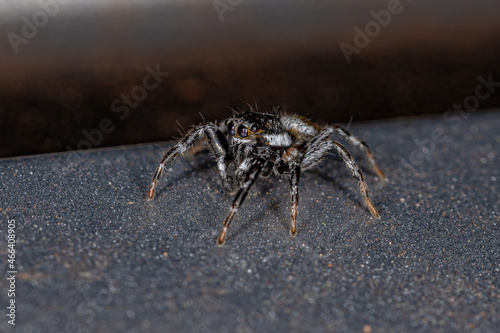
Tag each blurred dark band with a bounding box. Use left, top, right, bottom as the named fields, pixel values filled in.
left=1, top=0, right=499, bottom=158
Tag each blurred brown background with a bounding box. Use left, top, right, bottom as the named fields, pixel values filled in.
left=1, top=0, right=499, bottom=158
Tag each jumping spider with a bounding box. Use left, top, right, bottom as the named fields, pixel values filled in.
left=147, top=107, right=386, bottom=245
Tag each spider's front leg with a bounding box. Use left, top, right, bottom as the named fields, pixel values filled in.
left=217, top=158, right=266, bottom=245
left=147, top=123, right=234, bottom=200
left=289, top=162, right=300, bottom=236
left=275, top=151, right=302, bottom=236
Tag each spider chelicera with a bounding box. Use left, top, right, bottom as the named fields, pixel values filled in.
left=147, top=107, right=386, bottom=245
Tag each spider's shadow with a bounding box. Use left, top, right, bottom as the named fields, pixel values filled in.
left=142, top=150, right=377, bottom=237
left=311, top=163, right=366, bottom=208
left=228, top=186, right=286, bottom=239
left=313, top=155, right=386, bottom=213
left=135, top=158, right=201, bottom=194
left=208, top=156, right=371, bottom=236
left=313, top=166, right=349, bottom=192
left=226, top=164, right=360, bottom=238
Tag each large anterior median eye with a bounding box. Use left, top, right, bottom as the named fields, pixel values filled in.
left=227, top=121, right=235, bottom=136
left=237, top=125, right=248, bottom=138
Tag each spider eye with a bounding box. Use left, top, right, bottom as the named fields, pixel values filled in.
left=237, top=125, right=248, bottom=138
left=250, top=124, right=258, bottom=132
left=227, top=121, right=235, bottom=136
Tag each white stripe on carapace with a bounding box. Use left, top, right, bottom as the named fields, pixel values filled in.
left=263, top=133, right=293, bottom=147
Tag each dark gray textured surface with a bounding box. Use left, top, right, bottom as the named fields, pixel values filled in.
left=1, top=111, right=499, bottom=332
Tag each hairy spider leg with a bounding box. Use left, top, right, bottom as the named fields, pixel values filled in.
left=289, top=163, right=301, bottom=236
left=147, top=123, right=234, bottom=201
left=218, top=159, right=264, bottom=245
left=301, top=130, right=380, bottom=218
left=332, top=141, right=380, bottom=218
left=331, top=124, right=386, bottom=181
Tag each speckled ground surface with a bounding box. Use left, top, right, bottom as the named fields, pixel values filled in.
left=1, top=110, right=499, bottom=332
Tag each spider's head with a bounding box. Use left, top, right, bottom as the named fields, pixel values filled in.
left=226, top=110, right=291, bottom=147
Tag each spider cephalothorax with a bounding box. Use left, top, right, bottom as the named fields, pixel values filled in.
left=147, top=107, right=386, bottom=245
left=226, top=110, right=291, bottom=146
